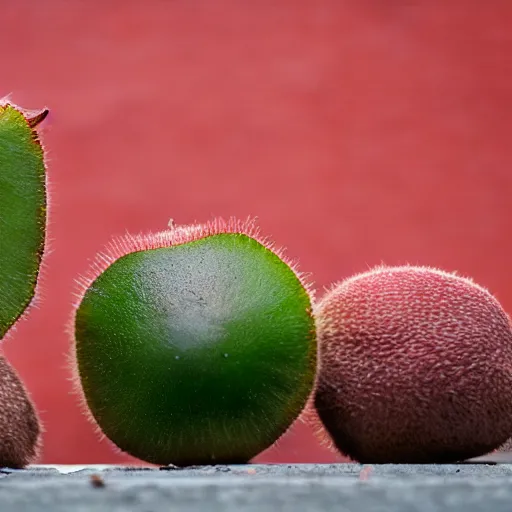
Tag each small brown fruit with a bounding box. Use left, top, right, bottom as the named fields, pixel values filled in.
left=0, top=355, right=40, bottom=468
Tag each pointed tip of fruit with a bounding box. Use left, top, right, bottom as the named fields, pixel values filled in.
left=0, top=99, right=50, bottom=129
left=26, top=108, right=49, bottom=129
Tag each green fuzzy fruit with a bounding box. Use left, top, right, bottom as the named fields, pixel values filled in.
left=73, top=218, right=316, bottom=466
left=0, top=102, right=48, bottom=339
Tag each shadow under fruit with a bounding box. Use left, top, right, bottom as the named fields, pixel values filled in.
left=72, top=218, right=317, bottom=466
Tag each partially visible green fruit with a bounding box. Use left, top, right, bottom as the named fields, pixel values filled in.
left=0, top=100, right=47, bottom=467
left=0, top=354, right=40, bottom=468
left=72, top=218, right=317, bottom=466
left=0, top=101, right=48, bottom=339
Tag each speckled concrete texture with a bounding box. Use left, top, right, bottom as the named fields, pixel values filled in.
left=2, top=463, right=512, bottom=511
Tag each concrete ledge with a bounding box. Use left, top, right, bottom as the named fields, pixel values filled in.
left=2, top=463, right=512, bottom=511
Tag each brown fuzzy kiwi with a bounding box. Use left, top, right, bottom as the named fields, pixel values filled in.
left=313, top=265, right=512, bottom=463
left=0, top=355, right=40, bottom=468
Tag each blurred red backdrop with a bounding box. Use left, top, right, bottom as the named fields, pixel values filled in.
left=1, top=0, right=512, bottom=464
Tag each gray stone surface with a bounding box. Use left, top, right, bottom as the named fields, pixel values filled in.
left=2, top=464, right=512, bottom=511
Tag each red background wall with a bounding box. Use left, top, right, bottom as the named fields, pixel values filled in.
left=1, top=1, right=511, bottom=464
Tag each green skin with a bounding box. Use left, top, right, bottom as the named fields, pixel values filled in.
left=0, top=105, right=46, bottom=339
left=75, top=234, right=316, bottom=466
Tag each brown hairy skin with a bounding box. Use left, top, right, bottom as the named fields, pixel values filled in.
left=498, top=436, right=512, bottom=452
left=314, top=266, right=512, bottom=463
left=0, top=355, right=40, bottom=468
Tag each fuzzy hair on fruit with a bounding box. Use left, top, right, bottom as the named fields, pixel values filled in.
left=71, top=217, right=313, bottom=302
left=313, top=265, right=512, bottom=464
left=0, top=354, right=41, bottom=468
left=69, top=216, right=317, bottom=466
left=0, top=98, right=52, bottom=342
